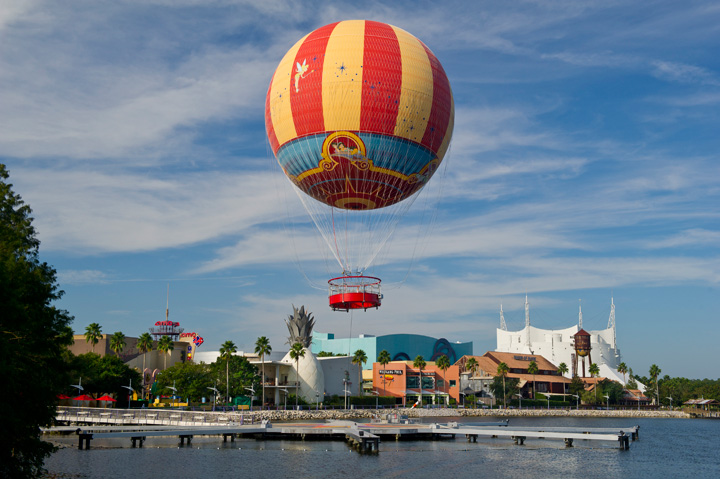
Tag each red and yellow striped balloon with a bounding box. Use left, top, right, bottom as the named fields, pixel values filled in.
left=266, top=20, right=454, bottom=210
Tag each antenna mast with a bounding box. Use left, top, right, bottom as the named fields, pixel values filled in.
left=500, top=304, right=507, bottom=331
left=166, top=284, right=170, bottom=322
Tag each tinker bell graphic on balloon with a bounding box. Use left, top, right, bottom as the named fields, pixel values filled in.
left=294, top=59, right=314, bottom=92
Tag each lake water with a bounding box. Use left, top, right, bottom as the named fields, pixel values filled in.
left=44, top=416, right=720, bottom=478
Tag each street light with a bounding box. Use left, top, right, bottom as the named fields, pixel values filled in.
left=71, top=377, right=83, bottom=393
left=666, top=396, right=673, bottom=409
left=121, top=379, right=134, bottom=409
left=547, top=394, right=550, bottom=410
left=279, top=388, right=289, bottom=410
left=245, top=386, right=255, bottom=412
left=343, top=389, right=352, bottom=410
left=167, top=381, right=178, bottom=409
left=603, top=394, right=610, bottom=410
left=459, top=392, right=465, bottom=408
left=207, top=387, right=220, bottom=411
left=572, top=394, right=579, bottom=410
left=515, top=393, right=522, bottom=409
left=370, top=390, right=379, bottom=410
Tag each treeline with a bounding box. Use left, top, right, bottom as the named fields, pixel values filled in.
left=634, top=374, right=720, bottom=406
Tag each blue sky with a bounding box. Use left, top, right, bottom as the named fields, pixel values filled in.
left=2, top=1, right=718, bottom=379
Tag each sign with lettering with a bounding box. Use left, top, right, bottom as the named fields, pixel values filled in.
left=379, top=370, right=403, bottom=375
left=513, top=355, right=537, bottom=361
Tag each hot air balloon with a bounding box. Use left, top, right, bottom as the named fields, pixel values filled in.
left=265, top=20, right=454, bottom=311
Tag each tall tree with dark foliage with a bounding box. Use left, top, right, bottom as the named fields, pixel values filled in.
left=0, top=164, right=74, bottom=478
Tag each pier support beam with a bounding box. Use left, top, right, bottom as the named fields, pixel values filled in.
left=564, top=438, right=574, bottom=447
left=618, top=434, right=630, bottom=450
left=131, top=437, right=145, bottom=448
left=512, top=436, right=526, bottom=445
left=78, top=433, right=93, bottom=450
left=179, top=435, right=193, bottom=446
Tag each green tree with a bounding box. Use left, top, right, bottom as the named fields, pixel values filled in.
left=255, top=336, right=272, bottom=409
left=496, top=362, right=509, bottom=408
left=219, top=340, right=237, bottom=403
left=289, top=342, right=306, bottom=407
left=66, top=353, right=141, bottom=401
left=649, top=364, right=662, bottom=405
left=156, top=361, right=212, bottom=402
left=617, top=362, right=628, bottom=385
left=436, top=355, right=451, bottom=401
left=157, top=335, right=174, bottom=370
left=557, top=362, right=569, bottom=402
left=490, top=375, right=519, bottom=406
left=109, top=331, right=126, bottom=357
left=137, top=332, right=154, bottom=399
left=208, top=356, right=260, bottom=400
left=377, top=349, right=391, bottom=395
left=465, top=357, right=478, bottom=376
left=1, top=164, right=75, bottom=478
left=589, top=363, right=600, bottom=403
left=413, top=355, right=427, bottom=407
left=84, top=323, right=103, bottom=353
left=527, top=360, right=539, bottom=399
left=352, top=349, right=368, bottom=396
left=569, top=375, right=585, bottom=398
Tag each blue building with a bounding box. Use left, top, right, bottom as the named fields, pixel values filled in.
left=311, top=332, right=473, bottom=369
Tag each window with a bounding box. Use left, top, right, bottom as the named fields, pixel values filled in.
left=406, top=376, right=419, bottom=388
left=450, top=380, right=456, bottom=387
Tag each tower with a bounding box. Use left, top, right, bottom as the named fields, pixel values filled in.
left=573, top=329, right=592, bottom=378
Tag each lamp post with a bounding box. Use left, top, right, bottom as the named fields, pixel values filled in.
left=572, top=394, right=579, bottom=410
left=167, top=381, right=178, bottom=409
left=245, top=386, right=255, bottom=412
left=603, top=394, right=610, bottom=410
left=370, top=390, right=379, bottom=410
left=547, top=394, right=550, bottom=410
left=459, top=392, right=465, bottom=408
left=71, top=377, right=83, bottom=393
left=343, top=389, right=352, bottom=410
left=515, top=393, right=522, bottom=409
left=279, top=388, right=289, bottom=410
left=207, top=387, right=219, bottom=411
left=121, top=379, right=134, bottom=409
left=666, top=396, right=673, bottom=409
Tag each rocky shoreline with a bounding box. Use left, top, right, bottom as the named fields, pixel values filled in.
left=233, top=408, right=692, bottom=422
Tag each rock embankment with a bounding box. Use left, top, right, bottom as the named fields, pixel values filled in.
left=229, top=408, right=690, bottom=422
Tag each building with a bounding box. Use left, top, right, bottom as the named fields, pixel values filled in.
left=312, top=332, right=473, bottom=369
left=371, top=360, right=460, bottom=406
left=456, top=351, right=571, bottom=405
left=496, top=297, right=627, bottom=383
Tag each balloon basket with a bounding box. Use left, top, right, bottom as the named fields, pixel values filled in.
left=328, top=275, right=382, bottom=312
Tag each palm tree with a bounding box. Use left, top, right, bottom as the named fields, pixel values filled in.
left=157, top=335, right=174, bottom=370
left=436, top=355, right=451, bottom=406
left=289, top=342, right=305, bottom=407
left=255, top=336, right=272, bottom=409
left=589, top=362, right=600, bottom=403
left=465, top=357, right=478, bottom=376
left=84, top=323, right=103, bottom=353
left=377, top=350, right=391, bottom=395
left=527, top=360, right=539, bottom=399
left=137, top=332, right=154, bottom=399
left=496, top=362, right=509, bottom=408
left=352, top=349, right=368, bottom=396
left=617, top=362, right=628, bottom=385
left=649, top=364, right=662, bottom=406
left=109, top=331, right=126, bottom=357
left=219, top=340, right=237, bottom=404
left=413, top=355, right=426, bottom=407
left=557, top=362, right=569, bottom=402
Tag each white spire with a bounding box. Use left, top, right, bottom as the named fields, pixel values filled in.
left=525, top=295, right=531, bottom=349
left=578, top=299, right=583, bottom=329
left=607, top=296, right=616, bottom=350
left=500, top=304, right=507, bottom=331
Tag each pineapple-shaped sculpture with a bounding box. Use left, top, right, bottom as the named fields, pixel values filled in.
left=285, top=305, right=315, bottom=347
left=282, top=305, right=324, bottom=403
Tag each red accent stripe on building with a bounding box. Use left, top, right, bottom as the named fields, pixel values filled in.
left=265, top=82, right=279, bottom=154
left=360, top=21, right=402, bottom=135
left=290, top=22, right=338, bottom=137
left=420, top=44, right=452, bottom=153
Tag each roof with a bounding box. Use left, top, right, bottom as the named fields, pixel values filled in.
left=483, top=351, right=559, bottom=371
left=458, top=353, right=570, bottom=383
left=684, top=398, right=719, bottom=405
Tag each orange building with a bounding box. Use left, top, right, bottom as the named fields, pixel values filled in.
left=372, top=361, right=460, bottom=406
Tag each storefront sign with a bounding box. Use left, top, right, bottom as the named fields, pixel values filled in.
left=379, top=370, right=403, bottom=375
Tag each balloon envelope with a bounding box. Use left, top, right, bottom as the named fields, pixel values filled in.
left=266, top=20, right=454, bottom=211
